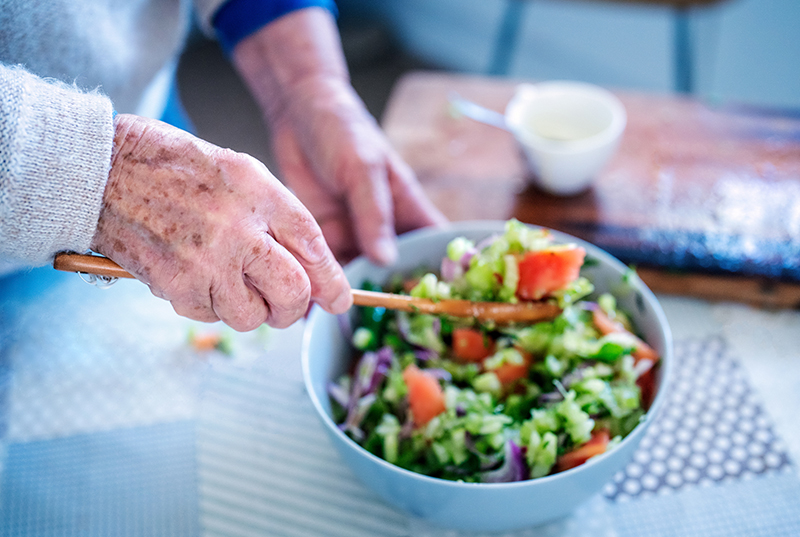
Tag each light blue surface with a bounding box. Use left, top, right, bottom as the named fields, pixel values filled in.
left=612, top=472, right=800, bottom=537
left=0, top=421, right=199, bottom=537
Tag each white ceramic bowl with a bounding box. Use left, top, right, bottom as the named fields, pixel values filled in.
left=302, top=221, right=672, bottom=532
left=505, top=81, right=627, bottom=196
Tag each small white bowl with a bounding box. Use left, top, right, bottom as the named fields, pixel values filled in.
left=302, top=221, right=671, bottom=532
left=505, top=81, right=627, bottom=196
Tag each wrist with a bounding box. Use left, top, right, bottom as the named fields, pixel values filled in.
left=213, top=0, right=337, bottom=56
left=269, top=74, right=368, bottom=128
left=232, top=8, right=350, bottom=121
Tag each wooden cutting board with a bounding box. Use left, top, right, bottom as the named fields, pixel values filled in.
left=381, top=71, right=800, bottom=308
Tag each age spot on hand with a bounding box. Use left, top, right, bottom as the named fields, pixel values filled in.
left=165, top=223, right=178, bottom=239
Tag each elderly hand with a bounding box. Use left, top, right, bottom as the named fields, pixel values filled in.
left=268, top=78, right=446, bottom=264
left=91, top=114, right=352, bottom=330
left=232, top=8, right=447, bottom=266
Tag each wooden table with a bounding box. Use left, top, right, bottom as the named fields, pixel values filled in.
left=381, top=71, right=800, bottom=308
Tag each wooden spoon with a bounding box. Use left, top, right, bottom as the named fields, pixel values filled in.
left=53, top=252, right=561, bottom=323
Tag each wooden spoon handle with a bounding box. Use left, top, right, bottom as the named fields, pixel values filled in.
left=54, top=252, right=135, bottom=279
left=350, top=289, right=560, bottom=323
left=53, top=252, right=561, bottom=322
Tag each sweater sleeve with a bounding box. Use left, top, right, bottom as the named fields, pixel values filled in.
left=192, top=0, right=336, bottom=53
left=0, top=64, right=115, bottom=272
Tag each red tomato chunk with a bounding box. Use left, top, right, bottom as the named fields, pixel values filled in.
left=452, top=327, right=495, bottom=363
left=516, top=246, right=586, bottom=300
left=492, top=349, right=533, bottom=387
left=556, top=429, right=610, bottom=472
left=403, top=364, right=447, bottom=426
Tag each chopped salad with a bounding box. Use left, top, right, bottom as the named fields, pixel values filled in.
left=329, top=220, right=659, bottom=483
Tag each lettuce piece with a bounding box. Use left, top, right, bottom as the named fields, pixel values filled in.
left=447, top=236, right=475, bottom=262
left=410, top=273, right=452, bottom=300
left=598, top=293, right=617, bottom=316
left=498, top=254, right=520, bottom=302
left=552, top=277, right=595, bottom=308
left=375, top=413, right=401, bottom=463
left=519, top=409, right=560, bottom=444
left=524, top=430, right=558, bottom=478
left=463, top=410, right=512, bottom=436
left=612, top=384, right=641, bottom=414
left=557, top=391, right=595, bottom=445
left=574, top=377, right=607, bottom=397
left=483, top=347, right=525, bottom=371
left=352, top=327, right=376, bottom=351
left=545, top=354, right=567, bottom=377
left=445, top=427, right=470, bottom=466
left=472, top=371, right=502, bottom=396
left=410, top=272, right=438, bottom=298
left=502, top=218, right=551, bottom=253
left=381, top=364, right=408, bottom=404
left=431, top=441, right=450, bottom=465
left=510, top=322, right=556, bottom=355
left=464, top=259, right=501, bottom=300
left=402, top=313, right=446, bottom=354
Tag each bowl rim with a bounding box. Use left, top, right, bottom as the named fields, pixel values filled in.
left=505, top=81, right=627, bottom=154
left=302, top=220, right=673, bottom=490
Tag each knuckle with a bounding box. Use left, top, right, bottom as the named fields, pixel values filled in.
left=215, top=148, right=253, bottom=176
left=227, top=312, right=265, bottom=333
left=215, top=146, right=242, bottom=164
left=264, top=314, right=296, bottom=330
left=267, top=275, right=311, bottom=329
left=210, top=279, right=268, bottom=332
left=337, top=152, right=383, bottom=190
left=154, top=280, right=188, bottom=307
left=172, top=300, right=218, bottom=323
left=282, top=273, right=312, bottom=309
left=222, top=149, right=268, bottom=175
left=299, top=231, right=330, bottom=266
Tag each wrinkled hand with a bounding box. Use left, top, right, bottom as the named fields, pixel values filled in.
left=91, top=114, right=352, bottom=330
left=232, top=8, right=447, bottom=266
left=269, top=78, right=447, bottom=265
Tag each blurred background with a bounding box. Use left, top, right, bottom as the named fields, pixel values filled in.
left=178, top=0, right=800, bottom=170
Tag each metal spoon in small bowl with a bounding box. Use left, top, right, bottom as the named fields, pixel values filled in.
left=448, top=92, right=511, bottom=132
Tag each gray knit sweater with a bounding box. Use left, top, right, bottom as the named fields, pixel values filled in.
left=0, top=0, right=227, bottom=274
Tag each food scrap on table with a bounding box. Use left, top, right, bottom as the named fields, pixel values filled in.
left=187, top=327, right=234, bottom=356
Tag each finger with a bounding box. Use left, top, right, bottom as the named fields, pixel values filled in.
left=169, top=288, right=220, bottom=324
left=342, top=158, right=398, bottom=266
left=319, top=217, right=360, bottom=265
left=386, top=152, right=448, bottom=233
left=273, top=124, right=392, bottom=266
left=266, top=204, right=352, bottom=315
left=171, top=302, right=220, bottom=324
left=243, top=232, right=314, bottom=328
left=147, top=273, right=220, bottom=323
left=279, top=160, right=360, bottom=263
left=210, top=273, right=270, bottom=332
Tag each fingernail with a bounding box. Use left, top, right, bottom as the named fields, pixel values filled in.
left=373, top=237, right=398, bottom=266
